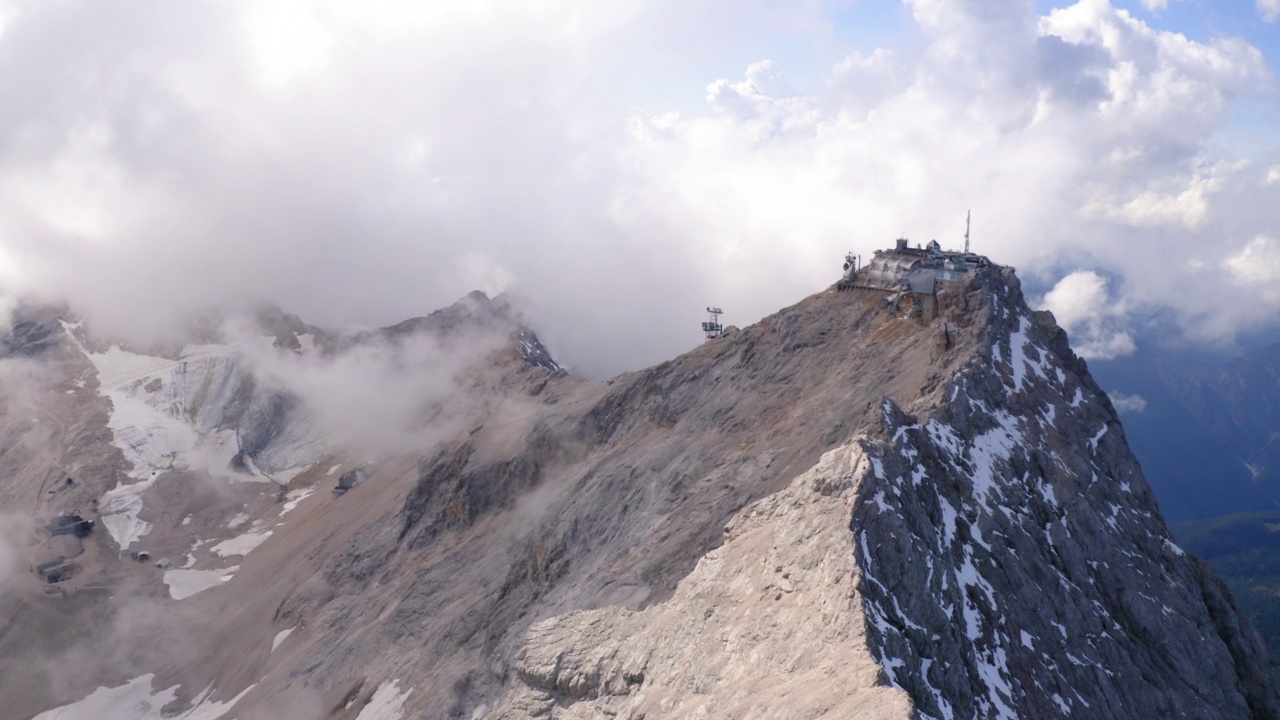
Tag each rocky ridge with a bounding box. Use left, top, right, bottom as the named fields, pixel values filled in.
left=482, top=268, right=1280, bottom=719
left=852, top=277, right=1279, bottom=719
left=0, top=292, right=561, bottom=719
left=3, top=268, right=1277, bottom=719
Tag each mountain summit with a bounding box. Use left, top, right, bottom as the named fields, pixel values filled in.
left=3, top=264, right=1277, bottom=719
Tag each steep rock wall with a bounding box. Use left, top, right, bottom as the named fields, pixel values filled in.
left=854, top=271, right=1280, bottom=719
left=488, top=269, right=1280, bottom=720
left=491, top=442, right=911, bottom=720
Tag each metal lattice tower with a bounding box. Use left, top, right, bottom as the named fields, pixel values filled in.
left=702, top=306, right=724, bottom=341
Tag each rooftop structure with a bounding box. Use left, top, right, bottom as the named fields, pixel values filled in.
left=839, top=217, right=991, bottom=295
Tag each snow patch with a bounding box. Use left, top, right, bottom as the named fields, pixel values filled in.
left=871, top=490, right=891, bottom=513
left=1089, top=425, right=1107, bottom=451
left=1039, top=481, right=1058, bottom=508
left=965, top=410, right=1023, bottom=508
left=164, top=566, right=238, bottom=600
left=272, top=626, right=295, bottom=652
left=98, top=478, right=159, bottom=550
left=281, top=487, right=315, bottom=516
left=938, top=496, right=959, bottom=546
left=183, top=539, right=205, bottom=568
left=33, top=674, right=253, bottom=720
left=355, top=680, right=414, bottom=720
left=1007, top=317, right=1031, bottom=392
left=210, top=530, right=273, bottom=558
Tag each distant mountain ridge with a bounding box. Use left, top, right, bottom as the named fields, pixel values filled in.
left=1092, top=342, right=1280, bottom=520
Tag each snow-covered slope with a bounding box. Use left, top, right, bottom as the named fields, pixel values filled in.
left=59, top=324, right=327, bottom=552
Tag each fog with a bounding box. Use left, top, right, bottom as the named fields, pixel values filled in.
left=0, top=0, right=1276, bottom=377
left=229, top=317, right=511, bottom=458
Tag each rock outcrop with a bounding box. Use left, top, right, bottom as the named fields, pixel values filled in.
left=7, top=269, right=1278, bottom=720
left=497, top=443, right=911, bottom=720
left=482, top=268, right=1280, bottom=719
left=851, top=275, right=1280, bottom=719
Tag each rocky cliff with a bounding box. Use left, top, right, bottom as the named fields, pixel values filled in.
left=482, top=269, right=1280, bottom=719
left=5, top=268, right=1278, bottom=720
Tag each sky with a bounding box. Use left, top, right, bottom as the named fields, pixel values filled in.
left=0, top=0, right=1277, bottom=378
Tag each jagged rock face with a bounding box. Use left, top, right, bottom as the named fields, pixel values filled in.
left=493, top=443, right=912, bottom=719
left=282, top=280, right=962, bottom=718
left=481, top=270, right=1280, bottom=720
left=851, top=273, right=1280, bottom=719
left=7, top=277, right=1279, bottom=720
left=377, top=291, right=562, bottom=373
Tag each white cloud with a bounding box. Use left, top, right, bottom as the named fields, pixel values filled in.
left=232, top=318, right=506, bottom=455
left=1108, top=391, right=1147, bottom=414
left=1260, top=0, right=1280, bottom=23
left=1224, top=235, right=1280, bottom=286
left=238, top=2, right=336, bottom=91
left=1141, top=0, right=1169, bottom=10
left=1041, top=271, right=1136, bottom=360
left=0, top=0, right=1275, bottom=376
left=620, top=0, right=1274, bottom=356
left=826, top=48, right=904, bottom=118
left=1080, top=161, right=1240, bottom=230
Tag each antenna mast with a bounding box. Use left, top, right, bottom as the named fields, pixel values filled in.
left=964, top=210, right=971, bottom=254
left=702, top=306, right=724, bottom=342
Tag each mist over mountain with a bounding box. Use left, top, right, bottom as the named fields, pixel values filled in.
left=1, top=0, right=1279, bottom=381
left=3, top=2, right=1280, bottom=717
left=2, top=255, right=1276, bottom=719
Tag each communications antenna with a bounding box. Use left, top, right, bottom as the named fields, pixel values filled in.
left=702, top=306, right=724, bottom=342
left=964, top=210, right=971, bottom=254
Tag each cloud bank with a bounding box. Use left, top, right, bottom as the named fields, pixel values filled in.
left=1041, top=270, right=1136, bottom=360
left=230, top=321, right=508, bottom=457
left=1261, top=0, right=1280, bottom=23
left=0, top=0, right=1275, bottom=376
left=1108, top=391, right=1148, bottom=414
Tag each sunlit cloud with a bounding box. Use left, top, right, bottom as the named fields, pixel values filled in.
left=0, top=0, right=1275, bottom=377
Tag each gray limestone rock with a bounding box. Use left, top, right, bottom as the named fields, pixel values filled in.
left=484, top=268, right=1280, bottom=719
left=850, top=269, right=1280, bottom=719
left=8, top=273, right=1278, bottom=720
